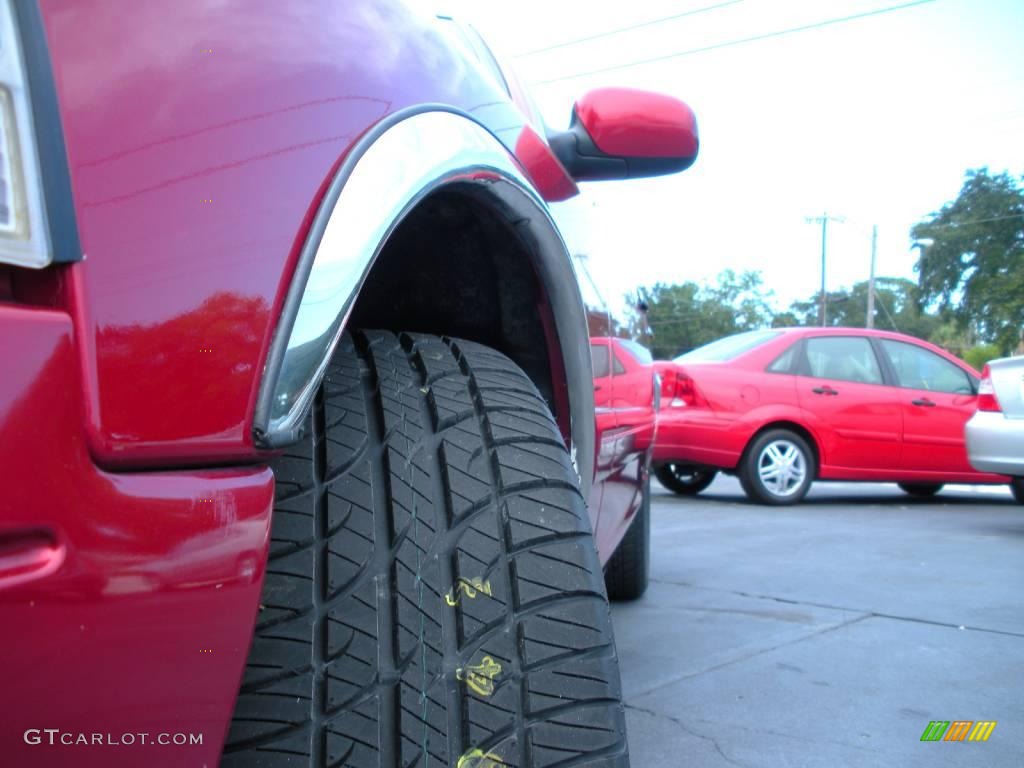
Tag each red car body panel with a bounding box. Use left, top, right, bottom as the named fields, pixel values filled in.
left=898, top=389, right=980, bottom=474
left=794, top=377, right=903, bottom=471
left=655, top=328, right=1009, bottom=485
left=41, top=0, right=570, bottom=468
left=0, top=304, right=274, bottom=766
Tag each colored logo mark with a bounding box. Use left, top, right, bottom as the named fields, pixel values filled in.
left=456, top=655, right=502, bottom=697
left=457, top=748, right=504, bottom=768
left=445, top=576, right=492, bottom=606
left=921, top=721, right=996, bottom=742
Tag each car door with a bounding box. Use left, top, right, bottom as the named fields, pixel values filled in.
left=795, top=335, right=902, bottom=472
left=876, top=338, right=979, bottom=474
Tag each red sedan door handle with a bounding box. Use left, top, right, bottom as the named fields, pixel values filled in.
left=812, top=386, right=839, bottom=396
left=912, top=397, right=936, bottom=407
left=0, top=529, right=65, bottom=591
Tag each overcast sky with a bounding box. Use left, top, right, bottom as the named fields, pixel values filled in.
left=466, top=0, right=1024, bottom=316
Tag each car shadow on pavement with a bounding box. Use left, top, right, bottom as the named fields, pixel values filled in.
left=656, top=483, right=1017, bottom=508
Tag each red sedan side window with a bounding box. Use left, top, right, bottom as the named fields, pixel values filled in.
left=879, top=340, right=974, bottom=394
left=805, top=337, right=883, bottom=385
left=767, top=342, right=800, bottom=374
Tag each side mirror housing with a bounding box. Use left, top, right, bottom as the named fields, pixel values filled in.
left=549, top=87, right=698, bottom=182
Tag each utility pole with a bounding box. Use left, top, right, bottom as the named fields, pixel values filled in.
left=805, top=213, right=844, bottom=326
left=866, top=224, right=877, bottom=329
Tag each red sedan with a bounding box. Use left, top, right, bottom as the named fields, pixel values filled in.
left=653, top=327, right=1011, bottom=504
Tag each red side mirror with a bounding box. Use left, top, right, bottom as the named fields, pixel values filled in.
left=550, top=87, right=698, bottom=181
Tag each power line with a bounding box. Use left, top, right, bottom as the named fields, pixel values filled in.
left=514, top=0, right=743, bottom=58
left=536, top=0, right=937, bottom=85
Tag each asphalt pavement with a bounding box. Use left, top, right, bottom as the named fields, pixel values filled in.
left=611, top=475, right=1024, bottom=767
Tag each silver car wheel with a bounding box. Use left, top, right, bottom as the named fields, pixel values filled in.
left=757, top=439, right=807, bottom=497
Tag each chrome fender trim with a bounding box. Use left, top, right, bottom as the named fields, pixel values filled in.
left=253, top=107, right=595, bottom=498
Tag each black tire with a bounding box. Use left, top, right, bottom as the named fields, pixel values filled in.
left=898, top=483, right=944, bottom=498
left=604, top=474, right=650, bottom=601
left=653, top=464, right=717, bottom=496
left=1011, top=478, right=1024, bottom=504
left=225, top=331, right=628, bottom=768
left=738, top=429, right=815, bottom=506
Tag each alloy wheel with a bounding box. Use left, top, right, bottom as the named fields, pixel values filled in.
left=757, top=439, right=807, bottom=498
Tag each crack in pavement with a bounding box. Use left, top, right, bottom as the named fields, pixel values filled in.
left=649, top=578, right=1024, bottom=639
left=629, top=613, right=872, bottom=700
left=626, top=702, right=888, bottom=760
left=625, top=703, right=750, bottom=768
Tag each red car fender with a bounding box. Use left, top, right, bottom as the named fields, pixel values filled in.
left=730, top=403, right=829, bottom=468
left=40, top=0, right=578, bottom=469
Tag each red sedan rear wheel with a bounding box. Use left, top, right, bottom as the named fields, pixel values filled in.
left=739, top=429, right=815, bottom=506
left=654, top=464, right=717, bottom=496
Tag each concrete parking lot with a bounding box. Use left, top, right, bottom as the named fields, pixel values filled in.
left=612, top=476, right=1024, bottom=767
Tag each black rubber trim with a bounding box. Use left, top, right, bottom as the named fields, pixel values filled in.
left=12, top=1, right=81, bottom=264
left=868, top=336, right=899, bottom=387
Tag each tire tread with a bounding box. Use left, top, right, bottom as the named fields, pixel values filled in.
left=225, top=331, right=628, bottom=768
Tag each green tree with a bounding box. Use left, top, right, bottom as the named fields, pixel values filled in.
left=928, top=319, right=974, bottom=359
left=632, top=270, right=775, bottom=359
left=771, top=311, right=801, bottom=328
left=787, top=277, right=943, bottom=341
left=705, top=269, right=776, bottom=331
left=788, top=288, right=853, bottom=327
left=912, top=168, right=1024, bottom=352
left=963, top=344, right=1002, bottom=371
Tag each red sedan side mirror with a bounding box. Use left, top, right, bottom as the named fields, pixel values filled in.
left=549, top=87, right=698, bottom=181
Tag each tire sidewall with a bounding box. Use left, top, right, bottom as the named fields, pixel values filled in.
left=740, top=429, right=815, bottom=505
left=654, top=463, right=717, bottom=496
left=604, top=472, right=650, bottom=601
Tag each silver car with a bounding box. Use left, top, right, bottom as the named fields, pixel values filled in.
left=966, top=355, right=1024, bottom=502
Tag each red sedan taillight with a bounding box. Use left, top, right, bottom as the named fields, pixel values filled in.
left=976, top=365, right=1002, bottom=412
left=660, top=366, right=703, bottom=408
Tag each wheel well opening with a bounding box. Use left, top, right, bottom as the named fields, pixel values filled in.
left=347, top=185, right=561, bottom=425
left=743, top=421, right=821, bottom=476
